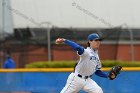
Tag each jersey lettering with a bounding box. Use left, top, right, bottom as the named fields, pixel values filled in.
left=90, top=56, right=99, bottom=61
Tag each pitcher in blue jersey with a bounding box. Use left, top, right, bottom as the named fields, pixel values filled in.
left=56, top=33, right=115, bottom=93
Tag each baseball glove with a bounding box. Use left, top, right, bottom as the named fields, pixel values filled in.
left=108, top=65, right=122, bottom=80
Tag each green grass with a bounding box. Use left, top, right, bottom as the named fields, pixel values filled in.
left=25, top=60, right=140, bottom=68
left=102, top=60, right=140, bottom=67
left=25, top=61, right=75, bottom=68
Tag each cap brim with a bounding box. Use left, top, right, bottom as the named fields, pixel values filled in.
left=94, top=38, right=102, bottom=41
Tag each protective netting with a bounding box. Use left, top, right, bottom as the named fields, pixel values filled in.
left=0, top=27, right=140, bottom=67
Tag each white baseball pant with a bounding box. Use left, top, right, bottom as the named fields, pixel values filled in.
left=60, top=72, right=103, bottom=93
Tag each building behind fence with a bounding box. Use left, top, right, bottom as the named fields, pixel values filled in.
left=0, top=27, right=140, bottom=67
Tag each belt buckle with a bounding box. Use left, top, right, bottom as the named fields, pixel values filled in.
left=85, top=76, right=88, bottom=79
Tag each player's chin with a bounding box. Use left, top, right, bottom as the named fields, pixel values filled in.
left=95, top=46, right=100, bottom=49
left=94, top=47, right=99, bottom=50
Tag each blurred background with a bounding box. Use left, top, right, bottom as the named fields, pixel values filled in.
left=0, top=0, right=140, bottom=68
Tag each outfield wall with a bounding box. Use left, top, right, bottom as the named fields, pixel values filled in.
left=0, top=68, right=139, bottom=93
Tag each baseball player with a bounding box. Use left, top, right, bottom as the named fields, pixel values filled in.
left=3, top=54, right=15, bottom=69
left=56, top=33, right=116, bottom=93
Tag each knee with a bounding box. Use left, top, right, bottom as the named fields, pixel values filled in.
left=97, top=88, right=103, bottom=93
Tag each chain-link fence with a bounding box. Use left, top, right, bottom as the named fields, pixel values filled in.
left=0, top=27, right=140, bottom=67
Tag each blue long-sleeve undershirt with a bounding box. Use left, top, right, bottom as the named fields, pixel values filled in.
left=95, top=70, right=108, bottom=78
left=64, top=39, right=84, bottom=55
left=64, top=40, right=108, bottom=78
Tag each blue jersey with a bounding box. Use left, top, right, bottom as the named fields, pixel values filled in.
left=3, top=57, right=16, bottom=69
left=64, top=39, right=107, bottom=78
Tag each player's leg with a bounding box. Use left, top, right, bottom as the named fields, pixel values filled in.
left=83, top=78, right=103, bottom=93
left=60, top=73, right=83, bottom=93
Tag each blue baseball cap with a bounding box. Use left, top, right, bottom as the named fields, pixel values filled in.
left=87, top=33, right=102, bottom=41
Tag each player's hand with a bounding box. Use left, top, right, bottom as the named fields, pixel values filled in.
left=55, top=38, right=65, bottom=44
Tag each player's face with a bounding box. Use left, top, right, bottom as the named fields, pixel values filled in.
left=89, top=39, right=101, bottom=49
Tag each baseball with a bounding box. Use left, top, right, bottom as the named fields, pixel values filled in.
left=56, top=38, right=61, bottom=44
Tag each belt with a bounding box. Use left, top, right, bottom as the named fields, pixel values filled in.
left=77, top=74, right=92, bottom=79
